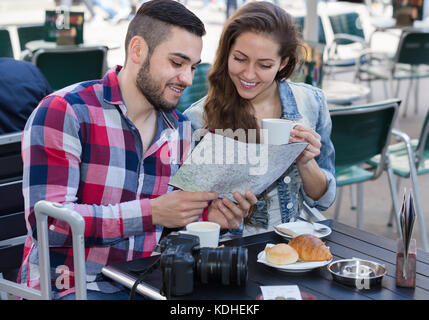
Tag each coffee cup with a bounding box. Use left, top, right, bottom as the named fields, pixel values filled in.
left=180, top=221, right=220, bottom=248
left=261, top=118, right=297, bottom=145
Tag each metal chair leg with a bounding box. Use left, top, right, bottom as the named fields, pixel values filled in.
left=403, top=77, right=414, bottom=118
left=334, top=186, right=343, bottom=220
left=350, top=184, right=357, bottom=210
left=385, top=157, right=402, bottom=236
left=357, top=183, right=364, bottom=229
left=414, top=75, right=419, bottom=115
left=392, top=129, right=429, bottom=251
left=409, top=174, right=429, bottom=252
left=383, top=79, right=389, bottom=99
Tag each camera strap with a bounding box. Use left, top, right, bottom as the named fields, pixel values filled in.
left=128, top=256, right=161, bottom=300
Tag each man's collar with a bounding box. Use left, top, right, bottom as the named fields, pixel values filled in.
left=102, top=65, right=125, bottom=106
left=101, top=65, right=182, bottom=129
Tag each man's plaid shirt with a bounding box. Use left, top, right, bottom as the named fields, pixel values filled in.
left=17, top=66, right=193, bottom=298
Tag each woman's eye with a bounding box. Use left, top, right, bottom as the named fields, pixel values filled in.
left=233, top=56, right=245, bottom=63
left=261, top=64, right=273, bottom=69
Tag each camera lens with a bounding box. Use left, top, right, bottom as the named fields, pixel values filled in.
left=195, top=247, right=248, bottom=286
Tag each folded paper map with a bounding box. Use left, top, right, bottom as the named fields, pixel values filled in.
left=168, top=132, right=307, bottom=200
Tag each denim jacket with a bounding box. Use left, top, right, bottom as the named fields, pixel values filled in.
left=184, top=80, right=336, bottom=232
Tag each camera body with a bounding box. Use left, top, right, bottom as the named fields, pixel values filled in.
left=158, top=232, right=199, bottom=296
left=158, top=232, right=248, bottom=296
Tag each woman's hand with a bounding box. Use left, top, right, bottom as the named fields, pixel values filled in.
left=207, top=190, right=258, bottom=229
left=289, top=124, right=327, bottom=200
left=289, top=124, right=321, bottom=165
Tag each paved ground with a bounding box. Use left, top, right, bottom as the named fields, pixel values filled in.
left=1, top=0, right=429, bottom=252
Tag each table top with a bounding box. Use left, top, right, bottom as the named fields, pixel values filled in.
left=102, top=219, right=429, bottom=300
left=370, top=17, right=429, bottom=31
left=322, top=80, right=371, bottom=105
left=25, top=40, right=120, bottom=52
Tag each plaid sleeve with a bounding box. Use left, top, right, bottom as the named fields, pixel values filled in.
left=22, top=95, right=155, bottom=247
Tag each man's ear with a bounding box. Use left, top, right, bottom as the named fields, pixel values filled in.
left=127, top=36, right=149, bottom=65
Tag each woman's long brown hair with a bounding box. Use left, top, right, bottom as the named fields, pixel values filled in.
left=203, top=1, right=300, bottom=140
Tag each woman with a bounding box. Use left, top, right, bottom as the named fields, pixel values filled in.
left=184, top=1, right=336, bottom=236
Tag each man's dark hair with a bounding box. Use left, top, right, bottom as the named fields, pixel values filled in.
left=124, top=0, right=206, bottom=58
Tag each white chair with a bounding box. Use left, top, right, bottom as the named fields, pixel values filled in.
left=0, top=201, right=87, bottom=300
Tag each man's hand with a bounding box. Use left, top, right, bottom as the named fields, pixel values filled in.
left=207, top=190, right=258, bottom=229
left=150, top=190, right=218, bottom=228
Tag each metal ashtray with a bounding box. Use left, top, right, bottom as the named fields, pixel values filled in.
left=328, top=258, right=387, bottom=290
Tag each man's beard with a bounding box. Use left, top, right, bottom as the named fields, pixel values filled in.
left=136, top=57, right=182, bottom=112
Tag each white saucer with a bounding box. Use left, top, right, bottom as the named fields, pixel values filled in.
left=257, top=244, right=332, bottom=273
left=274, top=221, right=332, bottom=239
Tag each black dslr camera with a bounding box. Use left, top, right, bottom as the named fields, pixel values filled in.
left=158, top=232, right=248, bottom=296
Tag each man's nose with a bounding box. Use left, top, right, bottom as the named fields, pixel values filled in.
left=178, top=67, right=194, bottom=87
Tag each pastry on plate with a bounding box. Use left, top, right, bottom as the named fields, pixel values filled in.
left=265, top=243, right=299, bottom=265
left=288, top=234, right=332, bottom=261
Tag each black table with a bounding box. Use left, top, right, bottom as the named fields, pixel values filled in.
left=101, top=219, right=429, bottom=300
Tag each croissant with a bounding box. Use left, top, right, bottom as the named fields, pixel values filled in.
left=288, top=234, right=332, bottom=261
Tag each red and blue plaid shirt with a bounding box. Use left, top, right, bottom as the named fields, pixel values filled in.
left=18, top=66, right=193, bottom=298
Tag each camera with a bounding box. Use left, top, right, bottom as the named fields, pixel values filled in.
left=158, top=232, right=248, bottom=296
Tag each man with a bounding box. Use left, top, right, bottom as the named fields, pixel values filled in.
left=18, top=0, right=256, bottom=299
left=0, top=58, right=52, bottom=134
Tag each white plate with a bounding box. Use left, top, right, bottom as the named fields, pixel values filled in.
left=274, top=221, right=332, bottom=239
left=257, top=244, right=332, bottom=273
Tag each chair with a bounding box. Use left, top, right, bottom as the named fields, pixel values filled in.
left=0, top=132, right=25, bottom=300
left=0, top=28, right=14, bottom=58
left=0, top=200, right=87, bottom=300
left=356, top=30, right=429, bottom=117
left=17, top=24, right=45, bottom=61
left=176, top=63, right=211, bottom=113
left=292, top=16, right=326, bottom=44
left=17, top=24, right=45, bottom=52
left=0, top=133, right=86, bottom=300
left=330, top=99, right=401, bottom=232
left=290, top=40, right=324, bottom=89
left=290, top=40, right=370, bottom=105
left=329, top=12, right=366, bottom=44
left=32, top=46, right=108, bottom=91
left=323, top=11, right=369, bottom=77
left=367, top=109, right=429, bottom=251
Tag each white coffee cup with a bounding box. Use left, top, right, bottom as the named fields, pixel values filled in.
left=180, top=221, right=220, bottom=248
left=261, top=118, right=297, bottom=145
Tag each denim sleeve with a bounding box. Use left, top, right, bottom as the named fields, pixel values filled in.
left=301, top=89, right=337, bottom=211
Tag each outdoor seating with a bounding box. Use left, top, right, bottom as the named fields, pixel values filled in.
left=367, top=109, right=429, bottom=251
left=0, top=131, right=25, bottom=300
left=176, top=62, right=211, bottom=113
left=330, top=99, right=401, bottom=232
left=355, top=30, right=429, bottom=117
left=0, top=200, right=87, bottom=300
left=290, top=40, right=370, bottom=105
left=17, top=24, right=45, bottom=52
left=323, top=11, right=369, bottom=77
left=0, top=28, right=14, bottom=58
left=17, top=24, right=45, bottom=61
left=32, top=46, right=108, bottom=91
left=292, top=16, right=326, bottom=44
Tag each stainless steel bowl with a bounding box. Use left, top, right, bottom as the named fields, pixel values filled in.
left=328, top=258, right=387, bottom=289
